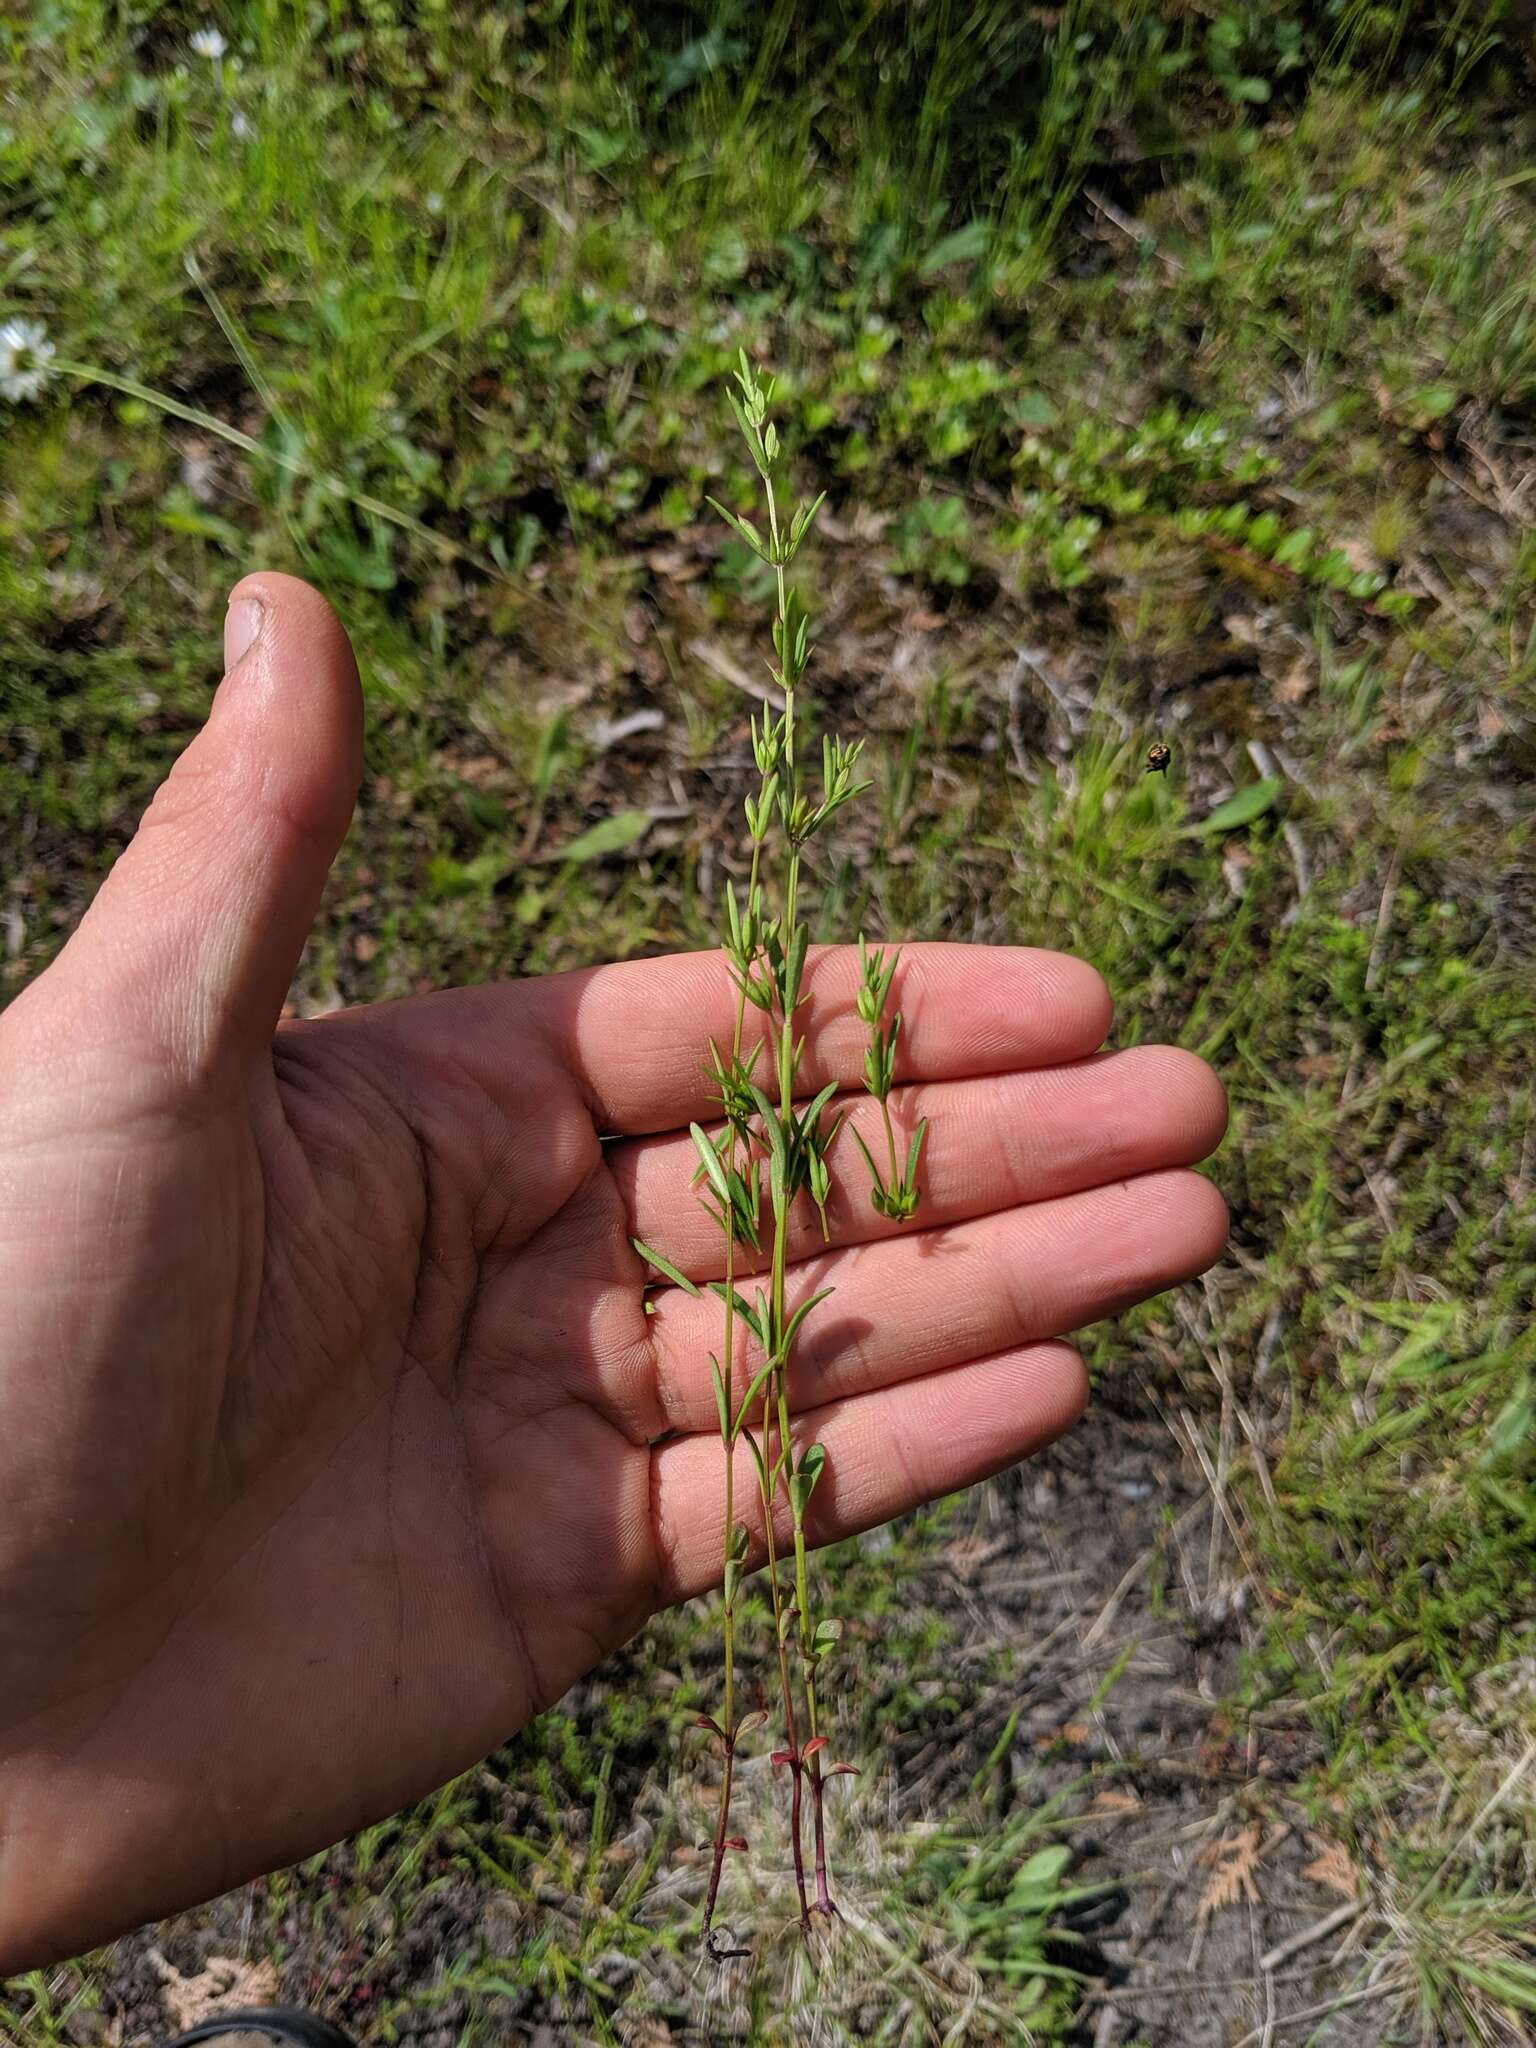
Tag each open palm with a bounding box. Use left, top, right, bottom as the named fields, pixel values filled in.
left=0, top=575, right=1227, bottom=1968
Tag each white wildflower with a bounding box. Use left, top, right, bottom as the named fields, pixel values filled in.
left=0, top=318, right=56, bottom=403
left=230, top=110, right=252, bottom=140
left=190, top=26, right=228, bottom=61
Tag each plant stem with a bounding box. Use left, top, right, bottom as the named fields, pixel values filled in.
left=701, top=1239, right=739, bottom=1953
left=706, top=356, right=857, bottom=1939
left=764, top=470, right=827, bottom=1924
left=703, top=833, right=767, bottom=1954
left=811, top=1772, right=833, bottom=1917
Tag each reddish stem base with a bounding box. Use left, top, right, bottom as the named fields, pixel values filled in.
left=810, top=1763, right=838, bottom=1918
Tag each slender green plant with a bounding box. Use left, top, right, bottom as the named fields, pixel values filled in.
left=637, top=355, right=928, bottom=1949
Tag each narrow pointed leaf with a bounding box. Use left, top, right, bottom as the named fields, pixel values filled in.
left=784, top=923, right=809, bottom=1009
left=705, top=495, right=767, bottom=559
left=1196, top=777, right=1281, bottom=833
left=742, top=1426, right=769, bottom=1494
left=849, top=1123, right=886, bottom=1194
left=726, top=1169, right=762, bottom=1252
left=779, top=1288, right=834, bottom=1360
left=630, top=1237, right=700, bottom=1297
left=689, top=1122, right=730, bottom=1206
left=791, top=490, right=827, bottom=548
left=733, top=1357, right=778, bottom=1436
left=798, top=1080, right=841, bottom=1141
left=789, top=1440, right=828, bottom=1516
left=708, top=1354, right=732, bottom=1443
left=904, top=1116, right=930, bottom=1189
left=709, top=1282, right=765, bottom=1349
left=747, top=1085, right=787, bottom=1175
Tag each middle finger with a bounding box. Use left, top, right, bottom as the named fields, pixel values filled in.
left=612, top=1041, right=1226, bottom=1282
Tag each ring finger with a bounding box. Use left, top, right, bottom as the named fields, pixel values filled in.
left=647, top=1166, right=1229, bottom=1432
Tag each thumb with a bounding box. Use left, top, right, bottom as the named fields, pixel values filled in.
left=38, top=572, right=363, bottom=1087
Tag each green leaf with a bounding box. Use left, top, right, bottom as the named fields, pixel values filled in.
left=458, top=785, right=509, bottom=836
left=850, top=1123, right=886, bottom=1196
left=708, top=1354, right=732, bottom=1443
left=1271, top=526, right=1315, bottom=570
left=630, top=1237, right=700, bottom=1296
left=1481, top=1378, right=1533, bottom=1465
left=690, top=1123, right=730, bottom=1206
left=788, top=1441, right=827, bottom=1517
left=747, top=1085, right=786, bottom=1157
left=157, top=499, right=245, bottom=550
left=532, top=709, right=573, bottom=801
left=742, top=1427, right=769, bottom=1495
left=797, top=1080, right=841, bottom=1142
left=904, top=1116, right=930, bottom=1189
left=733, top=1358, right=777, bottom=1436
left=918, top=219, right=992, bottom=278
left=725, top=1167, right=762, bottom=1253
left=748, top=1085, right=789, bottom=1205
left=709, top=1282, right=765, bottom=1350
left=550, top=810, right=651, bottom=864
left=313, top=521, right=397, bottom=590
left=1195, top=778, right=1281, bottom=833
left=787, top=490, right=827, bottom=555
left=783, top=922, right=810, bottom=1007
left=706, top=494, right=767, bottom=558
left=779, top=1288, right=834, bottom=1361
left=1013, top=390, right=1058, bottom=428
left=1013, top=1845, right=1073, bottom=1893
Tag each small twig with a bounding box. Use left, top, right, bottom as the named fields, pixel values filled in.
left=1082, top=1500, right=1206, bottom=1649
left=1251, top=1894, right=1277, bottom=2048
left=1202, top=1277, right=1239, bottom=1607
left=1255, top=1306, right=1286, bottom=1382
left=1363, top=850, right=1402, bottom=995
left=1258, top=1898, right=1367, bottom=1973
left=1083, top=185, right=1185, bottom=272
left=689, top=635, right=786, bottom=709
left=1228, top=1974, right=1400, bottom=2047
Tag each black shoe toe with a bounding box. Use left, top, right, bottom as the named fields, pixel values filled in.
left=164, top=2008, right=357, bottom=2048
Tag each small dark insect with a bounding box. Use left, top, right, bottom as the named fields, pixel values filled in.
left=1145, top=741, right=1172, bottom=775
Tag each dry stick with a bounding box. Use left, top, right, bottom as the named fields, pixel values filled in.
left=1257, top=1899, right=1367, bottom=1974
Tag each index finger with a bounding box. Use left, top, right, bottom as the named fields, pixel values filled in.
left=529, top=942, right=1112, bottom=1137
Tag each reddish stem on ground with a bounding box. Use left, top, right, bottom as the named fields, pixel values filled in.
left=809, top=1756, right=836, bottom=1917
left=788, top=1757, right=810, bottom=1930
left=702, top=1744, right=747, bottom=1957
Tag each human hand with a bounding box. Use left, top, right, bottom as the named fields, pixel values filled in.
left=0, top=574, right=1227, bottom=1966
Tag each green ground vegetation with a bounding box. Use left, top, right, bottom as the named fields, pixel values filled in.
left=2, top=3, right=1534, bottom=2041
